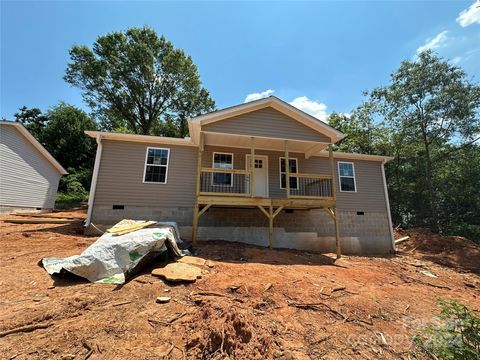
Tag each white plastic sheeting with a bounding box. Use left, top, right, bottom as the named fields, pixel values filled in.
left=41, top=222, right=187, bottom=284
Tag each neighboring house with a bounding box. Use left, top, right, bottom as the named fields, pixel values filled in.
left=0, top=121, right=67, bottom=211
left=85, top=97, right=394, bottom=256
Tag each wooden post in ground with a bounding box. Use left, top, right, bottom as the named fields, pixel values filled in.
left=250, top=137, right=255, bottom=197
left=192, top=132, right=204, bottom=244
left=284, top=140, right=290, bottom=198
left=268, top=205, right=274, bottom=249
left=329, top=144, right=341, bottom=259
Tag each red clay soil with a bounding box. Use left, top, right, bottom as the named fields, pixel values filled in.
left=0, top=211, right=479, bottom=359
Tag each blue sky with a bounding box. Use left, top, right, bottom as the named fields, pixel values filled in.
left=1, top=1, right=479, bottom=121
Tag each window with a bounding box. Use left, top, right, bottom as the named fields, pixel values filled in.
left=279, top=157, right=298, bottom=189
left=212, top=152, right=233, bottom=186
left=143, top=147, right=169, bottom=184
left=338, top=162, right=356, bottom=192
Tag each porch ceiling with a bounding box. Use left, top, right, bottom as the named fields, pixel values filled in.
left=202, top=131, right=330, bottom=155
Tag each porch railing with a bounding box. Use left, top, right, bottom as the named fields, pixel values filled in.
left=199, top=168, right=251, bottom=196
left=288, top=173, right=334, bottom=199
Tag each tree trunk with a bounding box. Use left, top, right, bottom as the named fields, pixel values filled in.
left=422, top=129, right=440, bottom=232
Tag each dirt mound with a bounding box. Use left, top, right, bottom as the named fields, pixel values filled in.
left=395, top=228, right=480, bottom=274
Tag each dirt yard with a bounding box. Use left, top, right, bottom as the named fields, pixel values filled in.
left=0, top=211, right=478, bottom=360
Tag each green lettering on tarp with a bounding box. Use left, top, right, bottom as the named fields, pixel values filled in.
left=129, top=250, right=141, bottom=261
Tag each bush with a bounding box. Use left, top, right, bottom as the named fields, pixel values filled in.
left=413, top=298, right=480, bottom=359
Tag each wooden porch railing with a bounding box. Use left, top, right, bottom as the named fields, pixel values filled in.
left=287, top=173, right=334, bottom=199
left=199, top=167, right=251, bottom=196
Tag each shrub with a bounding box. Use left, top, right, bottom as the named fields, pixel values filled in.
left=413, top=298, right=480, bottom=359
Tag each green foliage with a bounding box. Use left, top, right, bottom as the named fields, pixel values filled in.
left=14, top=106, right=48, bottom=140
left=329, top=51, right=480, bottom=242
left=64, top=26, right=215, bottom=136
left=413, top=298, right=480, bottom=359
left=42, top=103, right=97, bottom=173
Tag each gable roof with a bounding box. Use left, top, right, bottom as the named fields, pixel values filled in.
left=188, top=96, right=346, bottom=144
left=0, top=121, right=68, bottom=175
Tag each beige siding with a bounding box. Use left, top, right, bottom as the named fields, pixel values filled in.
left=203, top=107, right=331, bottom=143
left=0, top=124, right=61, bottom=208
left=93, top=140, right=197, bottom=208
left=202, top=146, right=388, bottom=212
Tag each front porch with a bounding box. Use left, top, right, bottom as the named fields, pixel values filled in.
left=191, top=131, right=342, bottom=258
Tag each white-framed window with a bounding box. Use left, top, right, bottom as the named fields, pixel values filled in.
left=143, top=147, right=170, bottom=184
left=212, top=152, right=233, bottom=186
left=338, top=161, right=356, bottom=192
left=279, top=157, right=299, bottom=189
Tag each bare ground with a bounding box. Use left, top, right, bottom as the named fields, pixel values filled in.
left=0, top=211, right=478, bottom=359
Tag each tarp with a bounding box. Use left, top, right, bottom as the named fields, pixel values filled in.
left=41, top=221, right=188, bottom=284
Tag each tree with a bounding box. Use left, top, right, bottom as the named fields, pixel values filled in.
left=64, top=26, right=215, bottom=136
left=369, top=50, right=480, bottom=232
left=42, top=103, right=97, bottom=172
left=14, top=106, right=48, bottom=140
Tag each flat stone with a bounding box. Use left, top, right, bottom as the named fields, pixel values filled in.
left=177, top=256, right=206, bottom=266
left=152, top=262, right=202, bottom=282
left=156, top=296, right=171, bottom=304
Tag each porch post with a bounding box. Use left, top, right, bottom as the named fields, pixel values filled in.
left=268, top=205, right=273, bottom=249
left=329, top=144, right=341, bottom=259
left=250, top=137, right=255, bottom=197
left=192, top=132, right=204, bottom=244
left=284, top=140, right=290, bottom=198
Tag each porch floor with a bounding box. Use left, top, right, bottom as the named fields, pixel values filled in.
left=197, top=195, right=336, bottom=210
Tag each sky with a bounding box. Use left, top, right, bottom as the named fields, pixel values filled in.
left=1, top=1, right=479, bottom=122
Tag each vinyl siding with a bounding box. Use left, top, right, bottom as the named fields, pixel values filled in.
left=203, top=107, right=331, bottom=143
left=93, top=140, right=197, bottom=207
left=203, top=145, right=388, bottom=213
left=0, top=124, right=61, bottom=208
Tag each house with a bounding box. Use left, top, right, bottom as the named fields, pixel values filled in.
left=0, top=121, right=67, bottom=211
left=84, top=97, right=395, bottom=256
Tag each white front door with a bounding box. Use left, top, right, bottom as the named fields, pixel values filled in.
left=246, top=155, right=268, bottom=197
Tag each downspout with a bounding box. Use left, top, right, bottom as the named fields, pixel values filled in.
left=85, top=134, right=103, bottom=227
left=381, top=159, right=395, bottom=253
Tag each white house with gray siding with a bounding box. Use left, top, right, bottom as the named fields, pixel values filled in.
left=0, top=121, right=67, bottom=211
left=85, top=97, right=395, bottom=255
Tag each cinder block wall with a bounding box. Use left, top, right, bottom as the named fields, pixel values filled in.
left=91, top=205, right=393, bottom=255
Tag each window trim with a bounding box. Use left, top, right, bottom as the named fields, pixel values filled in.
left=338, top=161, right=357, bottom=193
left=142, top=147, right=170, bottom=184
left=279, top=157, right=299, bottom=190
left=212, top=152, right=234, bottom=187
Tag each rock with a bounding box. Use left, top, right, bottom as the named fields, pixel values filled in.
left=156, top=296, right=171, bottom=304
left=205, top=260, right=215, bottom=268
left=177, top=256, right=206, bottom=266
left=229, top=285, right=241, bottom=292
left=264, top=283, right=273, bottom=291
left=152, top=262, right=202, bottom=282
left=164, top=288, right=171, bottom=292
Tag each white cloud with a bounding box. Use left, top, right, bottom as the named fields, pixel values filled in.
left=457, top=2, right=480, bottom=27
left=451, top=56, right=463, bottom=64
left=417, top=30, right=449, bottom=54
left=244, top=89, right=275, bottom=103
left=289, top=96, right=328, bottom=122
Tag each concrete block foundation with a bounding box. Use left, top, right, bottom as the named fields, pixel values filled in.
left=91, top=205, right=394, bottom=255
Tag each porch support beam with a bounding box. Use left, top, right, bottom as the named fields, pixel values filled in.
left=250, top=137, right=255, bottom=197
left=329, top=145, right=341, bottom=259
left=198, top=204, right=211, bottom=217
left=192, top=132, right=204, bottom=244
left=257, top=205, right=284, bottom=249
left=284, top=140, right=290, bottom=198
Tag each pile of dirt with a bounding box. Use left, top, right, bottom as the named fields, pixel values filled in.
left=395, top=228, right=480, bottom=274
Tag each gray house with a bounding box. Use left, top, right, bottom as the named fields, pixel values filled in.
left=85, top=97, right=394, bottom=256
left=0, top=121, right=67, bottom=211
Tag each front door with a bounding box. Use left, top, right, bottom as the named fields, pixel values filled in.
left=246, top=155, right=268, bottom=197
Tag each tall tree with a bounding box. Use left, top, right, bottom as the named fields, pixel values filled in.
left=42, top=103, right=97, bottom=172
left=14, top=106, right=48, bottom=140
left=369, top=50, right=480, bottom=232
left=64, top=26, right=215, bottom=136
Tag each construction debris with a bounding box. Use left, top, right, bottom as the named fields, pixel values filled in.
left=395, top=236, right=410, bottom=244
left=41, top=220, right=188, bottom=284
left=106, top=220, right=157, bottom=236
left=152, top=262, right=202, bottom=283
left=5, top=217, right=75, bottom=224
left=177, top=256, right=206, bottom=266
